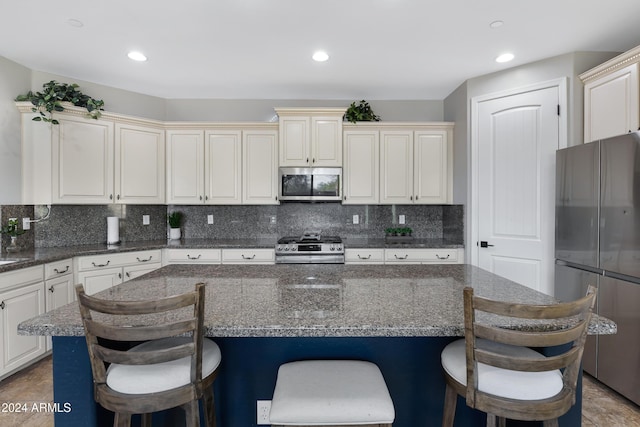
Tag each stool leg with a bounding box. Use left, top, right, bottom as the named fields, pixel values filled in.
left=203, top=386, right=216, bottom=427
left=442, top=383, right=457, bottom=427
left=141, top=413, right=152, bottom=427
left=486, top=413, right=496, bottom=427
left=543, top=419, right=559, bottom=427
left=113, top=412, right=131, bottom=427
left=183, top=400, right=200, bottom=427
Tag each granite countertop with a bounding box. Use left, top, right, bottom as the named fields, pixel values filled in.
left=19, top=263, right=616, bottom=338
left=0, top=237, right=463, bottom=273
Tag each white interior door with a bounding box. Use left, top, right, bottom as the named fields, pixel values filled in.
left=475, top=85, right=561, bottom=295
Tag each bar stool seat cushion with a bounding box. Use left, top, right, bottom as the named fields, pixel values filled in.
left=269, top=360, right=395, bottom=425
left=441, top=339, right=563, bottom=401
left=106, top=337, right=221, bottom=394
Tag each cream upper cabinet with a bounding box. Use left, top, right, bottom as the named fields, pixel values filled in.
left=205, top=130, right=242, bottom=204
left=343, top=130, right=380, bottom=204
left=115, top=123, right=165, bottom=204
left=380, top=130, right=414, bottom=204
left=243, top=129, right=279, bottom=204
left=276, top=108, right=346, bottom=167
left=166, top=129, right=205, bottom=204
left=581, top=46, right=640, bottom=143
left=52, top=115, right=115, bottom=204
left=380, top=127, right=452, bottom=204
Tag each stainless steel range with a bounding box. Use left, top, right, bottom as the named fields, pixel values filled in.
left=275, top=232, right=344, bottom=264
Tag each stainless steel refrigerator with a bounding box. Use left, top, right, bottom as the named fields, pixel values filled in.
left=555, top=131, right=640, bottom=405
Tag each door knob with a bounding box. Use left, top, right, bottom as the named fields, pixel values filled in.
left=479, top=241, right=494, bottom=248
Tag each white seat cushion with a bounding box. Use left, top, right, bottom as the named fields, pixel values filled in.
left=269, top=360, right=395, bottom=426
left=106, top=337, right=221, bottom=394
left=441, top=339, right=563, bottom=401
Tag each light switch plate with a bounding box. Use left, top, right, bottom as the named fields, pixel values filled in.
left=399, top=215, right=406, bottom=224
left=353, top=214, right=359, bottom=225
left=208, top=214, right=214, bottom=225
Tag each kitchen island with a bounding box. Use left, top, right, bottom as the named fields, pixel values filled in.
left=20, top=264, right=615, bottom=427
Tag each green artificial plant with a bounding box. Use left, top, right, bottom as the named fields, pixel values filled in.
left=15, top=80, right=105, bottom=124
left=167, top=212, right=183, bottom=229
left=0, top=218, right=26, bottom=237
left=344, top=100, right=381, bottom=123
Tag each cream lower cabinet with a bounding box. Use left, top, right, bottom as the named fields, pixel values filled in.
left=380, top=128, right=452, bottom=204
left=221, top=249, right=275, bottom=264
left=0, top=266, right=46, bottom=379
left=76, top=250, right=162, bottom=295
left=44, top=259, right=74, bottom=351
left=384, top=248, right=463, bottom=264
left=164, top=249, right=222, bottom=264
left=345, top=248, right=385, bottom=264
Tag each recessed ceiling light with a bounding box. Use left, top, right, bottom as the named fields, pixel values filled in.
left=312, top=51, right=329, bottom=62
left=495, top=53, right=514, bottom=63
left=127, top=51, right=148, bottom=62
left=66, top=18, right=84, bottom=28
left=489, top=20, right=504, bottom=29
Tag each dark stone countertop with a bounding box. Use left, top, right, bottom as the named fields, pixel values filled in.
left=19, top=263, right=615, bottom=338
left=0, top=237, right=462, bottom=273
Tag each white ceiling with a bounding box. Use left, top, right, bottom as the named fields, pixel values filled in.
left=2, top=0, right=640, bottom=100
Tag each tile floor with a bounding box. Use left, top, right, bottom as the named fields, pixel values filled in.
left=0, top=356, right=638, bottom=426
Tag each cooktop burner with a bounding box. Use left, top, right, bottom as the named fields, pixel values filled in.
left=275, top=232, right=344, bottom=264
left=277, top=235, right=342, bottom=244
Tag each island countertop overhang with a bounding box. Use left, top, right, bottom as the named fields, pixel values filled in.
left=19, top=263, right=616, bottom=338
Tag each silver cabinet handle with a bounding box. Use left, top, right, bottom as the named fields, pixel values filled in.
left=53, top=266, right=70, bottom=274
left=357, top=254, right=372, bottom=260
left=436, top=254, right=450, bottom=260
left=242, top=254, right=256, bottom=260
left=394, top=254, right=408, bottom=260
left=187, top=254, right=202, bottom=260
left=92, top=261, right=110, bottom=267
left=136, top=256, right=152, bottom=263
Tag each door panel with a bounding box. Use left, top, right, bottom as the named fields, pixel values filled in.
left=477, top=86, right=559, bottom=295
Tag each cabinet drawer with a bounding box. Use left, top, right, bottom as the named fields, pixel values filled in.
left=345, top=249, right=385, bottom=263
left=384, top=249, right=429, bottom=264
left=0, top=266, right=44, bottom=292
left=165, top=249, right=221, bottom=264
left=45, top=258, right=73, bottom=279
left=77, top=250, right=162, bottom=271
left=421, top=249, right=460, bottom=263
left=222, top=249, right=275, bottom=264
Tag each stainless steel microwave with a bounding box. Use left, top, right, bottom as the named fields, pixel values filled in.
left=278, top=167, right=342, bottom=202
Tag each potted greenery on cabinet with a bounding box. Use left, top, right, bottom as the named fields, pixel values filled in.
left=167, top=212, right=183, bottom=240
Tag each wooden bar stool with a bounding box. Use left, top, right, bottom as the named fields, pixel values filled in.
left=75, top=282, right=221, bottom=427
left=440, top=285, right=596, bottom=427
left=269, top=360, right=395, bottom=426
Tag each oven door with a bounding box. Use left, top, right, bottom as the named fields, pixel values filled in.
left=279, top=167, right=342, bottom=201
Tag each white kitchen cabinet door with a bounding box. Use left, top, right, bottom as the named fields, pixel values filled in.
left=221, top=249, right=275, bottom=264
left=243, top=130, right=279, bottom=204
left=380, top=130, right=413, bottom=204
left=166, top=130, right=205, bottom=204
left=77, top=267, right=123, bottom=296
left=584, top=63, right=639, bottom=143
left=52, top=115, right=115, bottom=204
left=45, top=274, right=74, bottom=351
left=123, top=263, right=162, bottom=281
left=311, top=116, right=343, bottom=167
left=279, top=116, right=310, bottom=166
left=115, top=123, right=165, bottom=204
left=414, top=130, right=451, bottom=204
left=343, top=130, right=379, bottom=204
left=205, top=130, right=242, bottom=204
left=0, top=282, right=46, bottom=376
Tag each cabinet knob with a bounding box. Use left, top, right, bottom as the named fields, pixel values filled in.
left=48, top=286, right=55, bottom=293
left=199, top=196, right=203, bottom=201
left=117, top=194, right=120, bottom=200
left=410, top=196, right=413, bottom=201
left=306, top=158, right=309, bottom=163
left=118, top=273, right=122, bottom=279
left=0, top=301, right=5, bottom=310
left=312, top=158, right=315, bottom=163
left=109, top=194, right=113, bottom=200
left=126, top=272, right=131, bottom=278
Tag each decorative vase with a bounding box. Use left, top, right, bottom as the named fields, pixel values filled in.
left=6, top=236, right=19, bottom=253
left=169, top=228, right=181, bottom=240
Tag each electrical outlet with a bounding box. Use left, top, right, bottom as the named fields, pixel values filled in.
left=399, top=214, right=406, bottom=224
left=22, top=218, right=31, bottom=230
left=352, top=214, right=359, bottom=225
left=142, top=215, right=150, bottom=225
left=207, top=214, right=214, bottom=225
left=270, top=216, right=276, bottom=224
left=256, top=400, right=271, bottom=424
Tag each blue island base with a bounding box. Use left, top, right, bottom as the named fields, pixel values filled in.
left=52, top=336, right=581, bottom=427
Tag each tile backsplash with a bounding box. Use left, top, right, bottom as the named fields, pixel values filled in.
left=1, top=203, right=463, bottom=249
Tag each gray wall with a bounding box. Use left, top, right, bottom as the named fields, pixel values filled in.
left=0, top=57, right=30, bottom=204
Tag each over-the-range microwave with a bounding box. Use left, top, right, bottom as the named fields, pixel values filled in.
left=278, top=167, right=342, bottom=202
